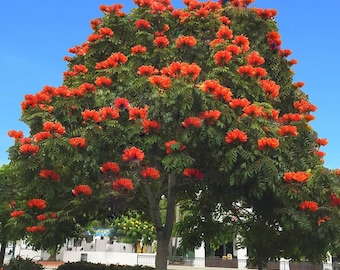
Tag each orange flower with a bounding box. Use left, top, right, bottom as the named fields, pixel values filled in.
left=258, top=137, right=279, bottom=151
left=122, top=146, right=145, bottom=162
left=299, top=201, right=318, bottom=212
left=8, top=130, right=24, bottom=141
left=10, top=210, right=25, bottom=218
left=225, top=129, right=248, bottom=144
left=183, top=168, right=204, bottom=180
left=214, top=50, right=233, bottom=65
left=114, top=97, right=130, bottom=110
left=252, top=8, right=277, bottom=19
left=90, top=18, right=101, bottom=30
left=113, top=178, right=134, bottom=191
left=229, top=98, right=250, bottom=109
left=99, top=27, right=114, bottom=37
left=278, top=125, right=298, bottom=137
left=129, top=107, right=148, bottom=120
left=149, top=75, right=171, bottom=90
left=73, top=64, right=88, bottom=74
left=182, top=117, right=202, bottom=128
left=175, top=35, right=197, bottom=48
left=141, top=167, right=160, bottom=179
left=131, top=45, right=147, bottom=54
left=95, top=52, right=128, bottom=69
left=260, top=79, right=280, bottom=98
left=95, top=76, right=113, bottom=87
left=27, top=199, right=46, bottom=209
left=283, top=171, right=311, bottom=183
left=266, top=31, right=282, bottom=51
left=69, top=137, right=86, bottom=148
left=226, top=45, right=242, bottom=55
left=154, top=36, right=169, bottom=47
left=99, top=107, right=120, bottom=120
left=315, top=138, right=328, bottom=146
left=216, top=26, right=233, bottom=40
left=99, top=4, right=125, bottom=16
left=243, top=104, right=265, bottom=117
left=246, top=51, right=265, bottom=66
left=19, top=144, right=39, bottom=154
left=39, top=169, right=61, bottom=181
left=82, top=109, right=102, bottom=123
left=219, top=16, right=231, bottom=25
left=331, top=193, right=340, bottom=206
left=43, top=121, right=66, bottom=135
left=279, top=113, right=303, bottom=123
left=100, top=162, right=120, bottom=173
left=135, top=19, right=151, bottom=29
left=72, top=184, right=92, bottom=196
left=142, top=119, right=161, bottom=133
left=294, top=99, right=317, bottom=113
left=199, top=110, right=221, bottom=124
left=34, top=132, right=53, bottom=142
left=232, top=35, right=250, bottom=53
left=50, top=213, right=58, bottom=219
left=37, top=214, right=47, bottom=221
left=315, top=150, right=326, bottom=158
left=138, top=65, right=158, bottom=76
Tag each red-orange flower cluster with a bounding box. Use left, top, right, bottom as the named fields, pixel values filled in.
left=122, top=146, right=145, bottom=162
left=278, top=125, right=298, bottom=137
left=100, top=162, right=120, bottom=173
left=138, top=65, right=159, bottom=76
left=19, top=144, right=39, bottom=154
left=43, top=121, right=66, bottom=135
left=232, top=35, right=250, bottom=53
left=260, top=79, right=280, bottom=98
left=247, top=51, right=265, bottom=66
left=72, top=184, right=93, bottom=196
left=216, top=26, right=233, bottom=40
left=161, top=62, right=201, bottom=80
left=176, top=35, right=196, bottom=48
left=199, top=110, right=221, bottom=125
left=258, top=137, right=279, bottom=151
left=182, top=117, right=202, bottom=128
left=214, top=50, right=233, bottom=65
left=129, top=107, right=148, bottom=120
left=294, top=99, right=317, bottom=113
left=331, top=193, right=340, bottom=207
left=316, top=138, right=328, bottom=146
left=225, top=129, right=248, bottom=144
left=283, top=171, right=311, bottom=183
left=131, top=45, right=147, bottom=54
left=10, top=210, right=25, bottom=218
left=135, top=19, right=151, bottom=30
left=95, top=52, right=128, bottom=69
left=69, top=137, right=86, bottom=148
left=95, top=76, right=113, bottom=87
left=142, top=119, right=161, bottom=133
left=33, top=132, right=52, bottom=143
left=266, top=31, right=281, bottom=51
left=237, top=65, right=267, bottom=78
left=141, top=167, right=160, bottom=179
left=183, top=168, right=204, bottom=180
left=36, top=214, right=47, bottom=221
left=26, top=226, right=45, bottom=233
left=99, top=4, right=125, bottom=16
left=199, top=80, right=233, bottom=102
left=252, top=8, right=277, bottom=19
left=8, top=130, right=24, bottom=141
left=149, top=75, right=171, bottom=90
left=299, top=201, right=318, bottom=212
left=39, top=169, right=61, bottom=181
left=27, top=199, right=46, bottom=209
left=279, top=113, right=303, bottom=124
left=99, top=107, right=120, bottom=120
left=154, top=36, right=169, bottom=48
left=229, top=98, right=250, bottom=109
left=113, top=178, right=134, bottom=191
left=243, top=104, right=265, bottom=117
left=82, top=109, right=102, bottom=123
left=114, top=97, right=130, bottom=110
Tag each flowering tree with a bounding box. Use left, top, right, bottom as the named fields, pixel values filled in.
left=7, top=0, right=340, bottom=269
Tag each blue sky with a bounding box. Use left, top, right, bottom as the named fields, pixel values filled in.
left=0, top=0, right=339, bottom=168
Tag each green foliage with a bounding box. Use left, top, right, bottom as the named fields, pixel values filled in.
left=4, top=257, right=44, bottom=270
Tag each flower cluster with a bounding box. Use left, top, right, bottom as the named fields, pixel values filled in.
left=331, top=193, right=340, bottom=207
left=26, top=226, right=45, bottom=233
left=8, top=130, right=24, bottom=141
left=258, top=137, right=279, bottom=151
left=294, top=99, right=317, bottom=113
left=36, top=214, right=47, bottom=221
left=283, top=171, right=311, bottom=183
left=252, top=8, right=277, bottom=19
left=100, top=162, right=120, bottom=173
left=266, top=31, right=281, bottom=51
left=141, top=167, right=160, bottom=179
left=199, top=110, right=221, bottom=125
left=122, top=146, right=145, bottom=162
left=95, top=52, right=128, bottom=69
left=183, top=168, right=204, bottom=180
left=278, top=125, right=298, bottom=137
left=260, top=79, right=280, bottom=98
left=182, top=117, right=202, bottom=128
left=161, top=61, right=201, bottom=80
left=95, top=76, right=113, bottom=87
left=113, top=178, right=134, bottom=191
left=176, top=35, right=196, bottom=48
left=225, top=129, right=248, bottom=144
left=69, top=137, right=86, bottom=148
left=27, top=199, right=46, bottom=209
left=315, top=138, right=328, bottom=146
left=299, top=201, right=318, bottom=212
left=72, top=184, right=93, bottom=196
left=142, top=119, right=161, bottom=133
left=199, top=80, right=233, bottom=103
left=10, top=210, right=25, bottom=218
left=39, top=169, right=61, bottom=181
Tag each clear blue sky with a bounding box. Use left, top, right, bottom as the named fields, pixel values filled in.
left=1, top=1, right=339, bottom=169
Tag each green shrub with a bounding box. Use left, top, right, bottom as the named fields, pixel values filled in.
left=4, top=257, right=44, bottom=270
left=56, top=262, right=155, bottom=270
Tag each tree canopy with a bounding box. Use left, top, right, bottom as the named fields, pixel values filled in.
left=7, top=0, right=340, bottom=269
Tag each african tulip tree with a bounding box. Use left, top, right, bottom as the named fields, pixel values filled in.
left=7, top=0, right=340, bottom=269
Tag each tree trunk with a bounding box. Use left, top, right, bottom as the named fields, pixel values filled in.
left=155, top=230, right=171, bottom=270
left=0, top=240, right=6, bottom=267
